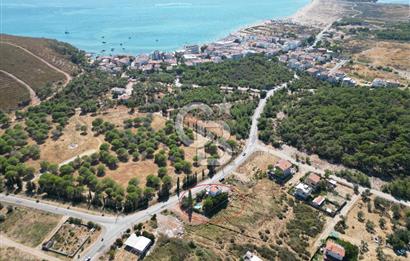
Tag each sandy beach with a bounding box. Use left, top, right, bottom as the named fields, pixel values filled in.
left=290, top=0, right=355, bottom=27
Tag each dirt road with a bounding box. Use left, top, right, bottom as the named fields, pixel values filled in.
left=0, top=234, right=61, bottom=261
left=0, top=69, right=40, bottom=106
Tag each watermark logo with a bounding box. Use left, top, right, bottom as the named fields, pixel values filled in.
left=175, top=103, right=234, bottom=167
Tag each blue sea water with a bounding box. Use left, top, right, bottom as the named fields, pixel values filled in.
left=1, top=0, right=309, bottom=55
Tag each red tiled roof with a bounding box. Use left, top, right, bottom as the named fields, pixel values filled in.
left=209, top=185, right=220, bottom=193
left=275, top=159, right=292, bottom=171
left=307, top=173, right=321, bottom=185
left=313, top=196, right=325, bottom=205
left=326, top=241, right=345, bottom=257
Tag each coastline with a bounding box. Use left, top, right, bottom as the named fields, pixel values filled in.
left=290, top=0, right=352, bottom=27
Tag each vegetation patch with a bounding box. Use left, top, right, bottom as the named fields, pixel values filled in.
left=180, top=55, right=293, bottom=89
left=277, top=85, right=410, bottom=179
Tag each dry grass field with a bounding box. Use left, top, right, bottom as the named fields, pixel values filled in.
left=341, top=39, right=410, bottom=85
left=0, top=71, right=30, bottom=111
left=0, top=205, right=62, bottom=247
left=0, top=43, right=66, bottom=93
left=1, top=34, right=80, bottom=75
left=0, top=246, right=41, bottom=261
left=355, top=41, right=410, bottom=71
left=342, top=196, right=409, bottom=261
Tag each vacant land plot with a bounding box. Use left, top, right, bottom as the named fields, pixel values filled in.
left=355, top=3, right=410, bottom=23
left=37, top=112, right=103, bottom=166
left=0, top=43, right=65, bottom=92
left=343, top=196, right=409, bottom=260
left=342, top=39, right=410, bottom=85
left=355, top=41, right=410, bottom=71
left=1, top=34, right=80, bottom=75
left=0, top=246, right=41, bottom=261
left=0, top=205, right=62, bottom=247
left=173, top=177, right=323, bottom=260
left=236, top=151, right=279, bottom=181
left=104, top=159, right=160, bottom=187
left=0, top=71, right=30, bottom=111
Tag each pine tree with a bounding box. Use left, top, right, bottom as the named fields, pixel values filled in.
left=176, top=177, right=180, bottom=196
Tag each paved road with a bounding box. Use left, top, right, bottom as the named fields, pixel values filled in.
left=255, top=143, right=410, bottom=208
left=329, top=59, right=349, bottom=74
left=313, top=21, right=334, bottom=47
left=2, top=77, right=409, bottom=259
left=0, top=83, right=286, bottom=260
left=311, top=194, right=360, bottom=255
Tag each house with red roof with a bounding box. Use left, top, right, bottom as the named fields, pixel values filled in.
left=324, top=240, right=345, bottom=261
left=305, top=173, right=322, bottom=188
left=268, top=159, right=294, bottom=184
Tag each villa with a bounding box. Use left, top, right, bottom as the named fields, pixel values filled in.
left=295, top=182, right=313, bottom=199
left=275, top=159, right=293, bottom=176
left=305, top=173, right=321, bottom=188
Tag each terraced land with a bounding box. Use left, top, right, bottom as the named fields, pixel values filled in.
left=0, top=42, right=66, bottom=93
left=0, top=71, right=30, bottom=111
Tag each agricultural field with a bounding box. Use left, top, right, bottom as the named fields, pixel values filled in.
left=0, top=70, right=30, bottom=111
left=0, top=204, right=62, bottom=247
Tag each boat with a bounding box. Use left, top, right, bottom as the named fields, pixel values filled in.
left=64, top=31, right=70, bottom=35
left=102, top=41, right=106, bottom=44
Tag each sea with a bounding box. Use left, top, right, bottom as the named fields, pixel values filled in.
left=1, top=0, right=310, bottom=55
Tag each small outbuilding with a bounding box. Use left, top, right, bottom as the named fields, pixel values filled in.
left=124, top=234, right=152, bottom=256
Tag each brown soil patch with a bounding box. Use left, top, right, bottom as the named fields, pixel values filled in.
left=34, top=112, right=102, bottom=167
left=151, top=113, right=167, bottom=131
left=236, top=151, right=279, bottom=180
left=104, top=159, right=159, bottom=187
left=356, top=41, right=410, bottom=71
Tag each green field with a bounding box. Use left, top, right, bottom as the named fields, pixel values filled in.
left=0, top=71, right=31, bottom=111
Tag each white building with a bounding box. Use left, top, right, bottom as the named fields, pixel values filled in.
left=124, top=234, right=152, bottom=255
left=295, top=183, right=313, bottom=199
left=243, top=251, right=263, bottom=261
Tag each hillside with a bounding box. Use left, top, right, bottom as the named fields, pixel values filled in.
left=0, top=71, right=31, bottom=110
left=0, top=34, right=83, bottom=111
left=0, top=34, right=83, bottom=75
